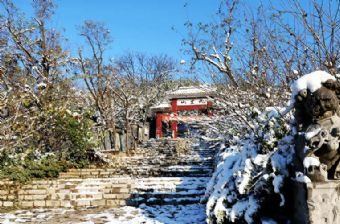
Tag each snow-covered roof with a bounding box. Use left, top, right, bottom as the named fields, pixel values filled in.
left=150, top=102, right=171, bottom=112
left=168, top=86, right=216, bottom=99
left=150, top=86, right=215, bottom=112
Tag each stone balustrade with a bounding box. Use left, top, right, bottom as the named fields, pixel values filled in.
left=293, top=180, right=340, bottom=224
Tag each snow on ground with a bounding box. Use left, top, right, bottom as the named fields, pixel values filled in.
left=0, top=204, right=206, bottom=224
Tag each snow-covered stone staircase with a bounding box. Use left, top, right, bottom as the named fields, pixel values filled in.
left=0, top=138, right=217, bottom=210
left=127, top=177, right=210, bottom=206
left=126, top=140, right=216, bottom=206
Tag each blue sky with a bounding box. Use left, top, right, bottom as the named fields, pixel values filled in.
left=12, top=0, right=221, bottom=63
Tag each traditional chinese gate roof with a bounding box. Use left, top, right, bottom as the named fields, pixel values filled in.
left=150, top=101, right=171, bottom=112
left=168, top=86, right=216, bottom=99
left=151, top=86, right=215, bottom=112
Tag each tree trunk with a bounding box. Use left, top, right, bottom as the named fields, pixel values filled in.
left=125, top=115, right=129, bottom=151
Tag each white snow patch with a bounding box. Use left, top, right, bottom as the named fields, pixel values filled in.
left=262, top=217, right=278, bottom=224
left=303, top=145, right=311, bottom=153
left=150, top=101, right=170, bottom=110
left=272, top=175, right=285, bottom=206
left=229, top=196, right=259, bottom=223
left=291, top=70, right=335, bottom=97
left=37, top=82, right=47, bottom=89
left=253, top=154, right=269, bottom=167
left=303, top=157, right=320, bottom=168
left=305, top=128, right=321, bottom=140
left=294, top=172, right=311, bottom=183
left=169, top=86, right=216, bottom=98
left=272, top=175, right=283, bottom=194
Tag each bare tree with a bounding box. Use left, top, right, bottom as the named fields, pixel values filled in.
left=77, top=20, right=120, bottom=150
left=113, top=52, right=176, bottom=149
left=183, top=0, right=239, bottom=86
left=268, top=0, right=340, bottom=76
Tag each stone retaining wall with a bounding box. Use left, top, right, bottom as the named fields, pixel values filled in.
left=0, top=178, right=133, bottom=209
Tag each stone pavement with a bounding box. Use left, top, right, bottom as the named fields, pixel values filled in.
left=0, top=204, right=206, bottom=224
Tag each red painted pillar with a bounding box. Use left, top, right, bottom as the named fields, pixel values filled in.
left=207, top=100, right=213, bottom=116
left=156, top=112, right=162, bottom=138
left=171, top=99, right=178, bottom=138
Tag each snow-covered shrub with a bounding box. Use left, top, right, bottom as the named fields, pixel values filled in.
left=205, top=86, right=290, bottom=141
left=204, top=107, right=295, bottom=224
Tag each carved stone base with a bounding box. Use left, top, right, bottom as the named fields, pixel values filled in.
left=293, top=181, right=340, bottom=224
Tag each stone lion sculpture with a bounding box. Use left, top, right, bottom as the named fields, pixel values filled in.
left=294, top=77, right=340, bottom=181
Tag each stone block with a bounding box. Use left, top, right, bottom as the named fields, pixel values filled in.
left=45, top=200, right=61, bottom=207
left=100, top=171, right=110, bottom=176
left=33, top=200, right=46, bottom=207
left=22, top=184, right=35, bottom=190
left=46, top=189, right=56, bottom=196
left=28, top=189, right=47, bottom=195
left=103, top=194, right=117, bottom=199
left=92, top=194, right=103, bottom=200
left=20, top=201, right=34, bottom=208
left=119, top=188, right=129, bottom=193
left=294, top=180, right=340, bottom=224
left=32, top=194, right=47, bottom=200
left=17, top=190, right=28, bottom=195
left=48, top=193, right=57, bottom=200
left=119, top=200, right=126, bottom=206
left=3, top=201, right=13, bottom=207
left=116, top=194, right=131, bottom=199
left=103, top=189, right=112, bottom=194
left=111, top=187, right=121, bottom=193
left=75, top=199, right=91, bottom=207
left=7, top=195, right=15, bottom=200
left=57, top=184, right=65, bottom=189
left=24, top=195, right=33, bottom=200
left=106, top=199, right=119, bottom=207
left=60, top=200, right=72, bottom=208
left=56, top=193, right=68, bottom=200
left=64, top=184, right=76, bottom=189
left=57, top=189, right=70, bottom=194
left=9, top=189, right=18, bottom=194
left=18, top=195, right=25, bottom=200
left=0, top=190, right=9, bottom=195
left=91, top=199, right=106, bottom=207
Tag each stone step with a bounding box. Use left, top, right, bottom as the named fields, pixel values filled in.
left=133, top=187, right=206, bottom=194
left=159, top=166, right=213, bottom=177
left=160, top=172, right=212, bottom=177
left=176, top=161, right=214, bottom=166
left=52, top=139, right=217, bottom=208
left=128, top=194, right=202, bottom=206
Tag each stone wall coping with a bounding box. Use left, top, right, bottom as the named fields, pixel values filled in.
left=306, top=180, right=340, bottom=189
